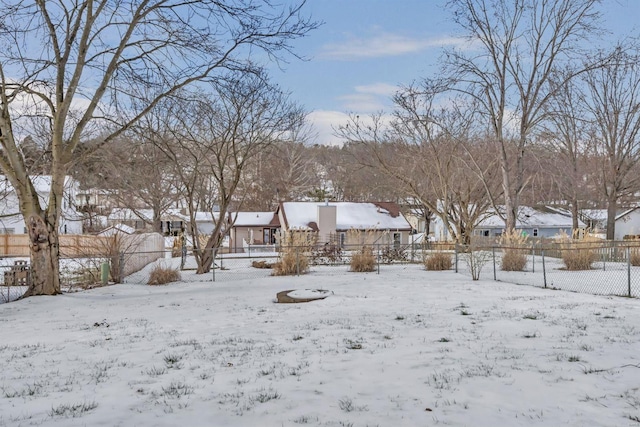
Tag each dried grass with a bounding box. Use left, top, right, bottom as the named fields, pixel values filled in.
left=251, top=260, right=274, bottom=269
left=499, top=229, right=528, bottom=272
left=350, top=246, right=376, bottom=272
left=272, top=251, right=309, bottom=276
left=424, top=252, right=452, bottom=271
left=272, top=229, right=311, bottom=276
left=147, top=265, right=181, bottom=285
left=556, top=230, right=597, bottom=271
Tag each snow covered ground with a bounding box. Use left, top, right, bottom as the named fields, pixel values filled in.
left=1, top=264, right=640, bottom=426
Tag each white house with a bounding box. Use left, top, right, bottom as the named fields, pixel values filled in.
left=0, top=175, right=83, bottom=235
left=106, top=208, right=185, bottom=235
left=614, top=207, right=640, bottom=240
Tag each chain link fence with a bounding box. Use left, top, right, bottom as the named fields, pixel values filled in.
left=123, top=242, right=422, bottom=284
left=455, top=241, right=640, bottom=297
left=6, top=239, right=639, bottom=303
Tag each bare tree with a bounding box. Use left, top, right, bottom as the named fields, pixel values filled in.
left=583, top=46, right=640, bottom=239
left=159, top=74, right=304, bottom=273
left=443, top=0, right=601, bottom=231
left=539, top=72, right=590, bottom=233
left=0, top=0, right=318, bottom=296
left=338, top=86, right=500, bottom=243
left=242, top=131, right=314, bottom=210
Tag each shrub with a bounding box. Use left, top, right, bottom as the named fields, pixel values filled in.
left=311, top=244, right=343, bottom=264
left=380, top=246, right=407, bottom=263
left=501, top=250, right=528, bottom=271
left=499, top=229, right=528, bottom=272
left=272, top=251, right=309, bottom=276
left=556, top=230, right=597, bottom=271
left=147, top=265, right=181, bottom=285
left=272, top=229, right=312, bottom=276
left=424, top=252, right=452, bottom=271
left=631, top=249, right=640, bottom=267
left=562, top=247, right=596, bottom=270
left=350, top=246, right=376, bottom=272
left=251, top=260, right=274, bottom=269
left=461, top=245, right=492, bottom=280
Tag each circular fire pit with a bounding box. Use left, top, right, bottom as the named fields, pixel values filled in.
left=276, top=289, right=332, bottom=303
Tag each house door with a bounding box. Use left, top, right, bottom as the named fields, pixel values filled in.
left=263, top=228, right=270, bottom=244
left=393, top=232, right=401, bottom=249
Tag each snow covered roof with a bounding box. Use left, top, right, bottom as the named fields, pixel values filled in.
left=477, top=206, right=584, bottom=229
left=107, top=208, right=153, bottom=222
left=615, top=207, right=640, bottom=221
left=108, top=208, right=187, bottom=222
left=98, top=224, right=136, bottom=236
left=280, top=202, right=411, bottom=231
left=230, top=212, right=278, bottom=227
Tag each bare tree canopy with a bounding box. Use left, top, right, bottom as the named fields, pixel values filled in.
left=0, top=0, right=319, bottom=296
left=583, top=46, right=640, bottom=239
left=442, top=0, right=602, bottom=231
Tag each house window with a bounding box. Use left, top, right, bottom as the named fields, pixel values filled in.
left=263, top=228, right=270, bottom=244
left=339, top=232, right=346, bottom=247
left=533, top=228, right=539, bottom=237
left=393, top=232, right=401, bottom=249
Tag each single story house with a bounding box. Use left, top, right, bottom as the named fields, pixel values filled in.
left=614, top=207, right=640, bottom=240
left=106, top=208, right=185, bottom=235
left=228, top=212, right=280, bottom=253
left=0, top=175, right=83, bottom=235
left=277, top=201, right=412, bottom=247
left=473, top=206, right=584, bottom=239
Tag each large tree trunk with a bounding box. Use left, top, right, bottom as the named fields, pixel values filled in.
left=606, top=196, right=617, bottom=241
left=571, top=197, right=579, bottom=237
left=501, top=161, right=517, bottom=232
left=22, top=214, right=61, bottom=297
left=197, top=232, right=222, bottom=274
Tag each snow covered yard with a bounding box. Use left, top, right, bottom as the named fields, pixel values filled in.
left=1, top=265, right=640, bottom=427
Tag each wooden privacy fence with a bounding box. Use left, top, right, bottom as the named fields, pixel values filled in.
left=0, top=233, right=165, bottom=260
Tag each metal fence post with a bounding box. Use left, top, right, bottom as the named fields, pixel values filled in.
left=602, top=241, right=606, bottom=271
left=212, top=248, right=216, bottom=282
left=542, top=249, right=547, bottom=289
left=454, top=244, right=458, bottom=273
left=181, top=236, right=186, bottom=270
left=531, top=242, right=535, bottom=273
left=119, top=252, right=125, bottom=284
left=627, top=246, right=631, bottom=297
left=377, top=245, right=380, bottom=275
left=492, top=246, right=496, bottom=280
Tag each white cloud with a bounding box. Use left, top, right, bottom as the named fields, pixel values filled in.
left=306, top=110, right=394, bottom=146
left=337, top=93, right=386, bottom=112
left=319, top=33, right=466, bottom=60
left=354, top=83, right=399, bottom=97
left=336, top=82, right=399, bottom=113
left=306, top=110, right=351, bottom=146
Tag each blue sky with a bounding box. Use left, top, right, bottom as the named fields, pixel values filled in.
left=267, top=0, right=640, bottom=146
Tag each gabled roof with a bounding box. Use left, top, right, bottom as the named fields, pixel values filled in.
left=616, top=207, right=640, bottom=221
left=478, top=206, right=584, bottom=228
left=230, top=212, right=279, bottom=227
left=278, top=201, right=411, bottom=231
left=98, top=223, right=136, bottom=236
